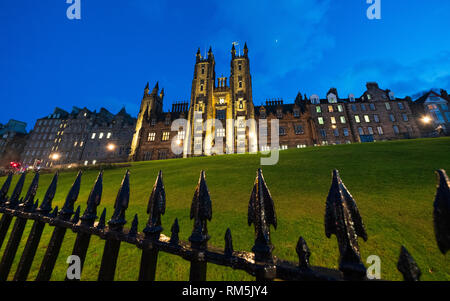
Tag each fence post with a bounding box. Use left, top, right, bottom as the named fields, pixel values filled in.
left=0, top=173, right=39, bottom=281
left=248, top=169, right=277, bottom=281
left=98, top=171, right=130, bottom=281
left=36, top=171, right=82, bottom=281
left=325, top=170, right=367, bottom=280
left=14, top=172, right=58, bottom=281
left=0, top=173, right=26, bottom=250
left=139, top=170, right=166, bottom=281
left=433, top=169, right=449, bottom=254
left=189, top=171, right=212, bottom=281
left=66, top=171, right=103, bottom=281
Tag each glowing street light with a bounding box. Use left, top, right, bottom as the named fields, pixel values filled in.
left=51, top=153, right=60, bottom=161
left=422, top=116, right=432, bottom=124
left=107, top=143, right=116, bottom=151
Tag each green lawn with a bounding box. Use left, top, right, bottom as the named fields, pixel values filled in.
left=0, top=137, right=449, bottom=281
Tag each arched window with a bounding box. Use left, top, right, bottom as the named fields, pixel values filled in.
left=327, top=93, right=337, bottom=104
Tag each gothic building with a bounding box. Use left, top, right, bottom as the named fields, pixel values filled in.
left=130, top=44, right=422, bottom=162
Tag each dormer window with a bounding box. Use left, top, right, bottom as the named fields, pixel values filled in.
left=327, top=93, right=337, bottom=104
left=349, top=94, right=355, bottom=102
left=367, top=94, right=372, bottom=100
left=389, top=91, right=395, bottom=100
left=311, top=94, right=320, bottom=104
left=293, top=109, right=300, bottom=117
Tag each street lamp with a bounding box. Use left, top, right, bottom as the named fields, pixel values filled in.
left=51, top=153, right=60, bottom=161
left=421, top=116, right=432, bottom=124
left=107, top=143, right=116, bottom=151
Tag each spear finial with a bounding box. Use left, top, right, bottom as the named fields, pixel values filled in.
left=59, top=171, right=82, bottom=220
left=433, top=169, right=450, bottom=254
left=189, top=170, right=212, bottom=249
left=0, top=173, right=13, bottom=205
left=170, top=218, right=180, bottom=245
left=108, top=171, right=130, bottom=232
left=296, top=237, right=311, bottom=269
left=248, top=169, right=277, bottom=262
left=224, top=228, right=234, bottom=257
left=397, top=246, right=421, bottom=281
left=38, top=172, right=58, bottom=215
left=128, top=214, right=139, bottom=238
left=8, top=172, right=26, bottom=208
left=21, top=172, right=39, bottom=212
left=80, top=171, right=103, bottom=227
left=325, top=170, right=367, bottom=279
left=143, top=170, right=166, bottom=240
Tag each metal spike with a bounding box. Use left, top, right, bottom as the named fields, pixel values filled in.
left=0, top=173, right=13, bottom=205
left=143, top=170, right=166, bottom=240
left=59, top=171, right=82, bottom=220
left=128, top=214, right=138, bottom=238
left=70, top=206, right=81, bottom=224
left=324, top=170, right=367, bottom=279
left=50, top=206, right=59, bottom=218
left=189, top=170, right=212, bottom=249
left=96, top=208, right=106, bottom=230
left=397, top=246, right=421, bottom=281
left=296, top=237, right=311, bottom=269
left=108, top=171, right=130, bottom=232
left=80, top=171, right=103, bottom=227
left=248, top=169, right=277, bottom=261
left=38, top=172, right=58, bottom=215
left=8, top=172, right=26, bottom=208
left=170, top=218, right=179, bottom=245
left=32, top=199, right=39, bottom=212
left=21, top=173, right=39, bottom=212
left=224, top=228, right=233, bottom=257
left=433, top=169, right=450, bottom=254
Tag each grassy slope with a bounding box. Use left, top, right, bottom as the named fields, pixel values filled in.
left=0, top=137, right=449, bottom=281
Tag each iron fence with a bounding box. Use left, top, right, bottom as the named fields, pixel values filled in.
left=0, top=167, right=448, bottom=281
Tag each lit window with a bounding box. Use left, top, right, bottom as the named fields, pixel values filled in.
left=91, top=133, right=96, bottom=139
left=148, top=132, right=156, bottom=141
left=337, top=105, right=343, bottom=112
left=84, top=161, right=88, bottom=166
left=377, top=126, right=384, bottom=135
left=393, top=125, right=400, bottom=134
left=162, top=132, right=170, bottom=141
left=328, top=105, right=334, bottom=113
left=318, top=117, right=324, bottom=125
left=216, top=128, right=225, bottom=137
left=99, top=133, right=104, bottom=139
left=340, top=116, right=346, bottom=124
left=178, top=130, right=185, bottom=140
left=281, top=145, right=288, bottom=150
left=330, top=117, right=336, bottom=124
left=316, top=106, right=321, bottom=113
left=92, top=160, right=97, bottom=165
left=107, top=132, right=112, bottom=139
left=355, top=115, right=361, bottom=123
left=364, top=115, right=370, bottom=123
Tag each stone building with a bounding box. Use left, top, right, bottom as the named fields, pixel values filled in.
left=21, top=108, right=69, bottom=168
left=0, top=120, right=28, bottom=168
left=128, top=45, right=422, bottom=162
left=411, top=89, right=450, bottom=136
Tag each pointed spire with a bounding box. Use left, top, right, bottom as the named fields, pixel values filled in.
left=197, top=47, right=201, bottom=55
left=96, top=208, right=107, bottom=230
left=248, top=169, right=277, bottom=262
left=224, top=228, right=233, bottom=257
left=152, top=82, right=159, bottom=93
left=21, top=173, right=39, bottom=212
left=80, top=171, right=103, bottom=227
left=296, top=237, right=311, bottom=269
left=397, top=246, right=421, bottom=281
left=50, top=206, right=59, bottom=218
left=243, top=42, right=248, bottom=57
left=170, top=218, right=180, bottom=245
left=433, top=169, right=450, bottom=254
left=0, top=173, right=13, bottom=205
left=325, top=170, right=367, bottom=279
left=108, top=171, right=130, bottom=232
left=38, top=172, right=58, bottom=215
left=196, top=48, right=202, bottom=62
left=128, top=214, right=139, bottom=238
left=59, top=171, right=82, bottom=220
left=70, top=206, right=81, bottom=224
left=143, top=171, right=166, bottom=240
left=189, top=170, right=212, bottom=249
left=145, top=82, right=149, bottom=90
left=159, top=88, right=165, bottom=99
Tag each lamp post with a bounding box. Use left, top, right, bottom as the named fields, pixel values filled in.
left=50, top=153, right=60, bottom=168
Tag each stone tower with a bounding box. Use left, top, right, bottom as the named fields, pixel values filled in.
left=129, top=82, right=164, bottom=160
left=183, top=43, right=258, bottom=157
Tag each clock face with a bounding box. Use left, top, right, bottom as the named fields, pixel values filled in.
left=219, top=98, right=225, bottom=104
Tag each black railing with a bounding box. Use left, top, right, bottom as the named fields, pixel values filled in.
left=0, top=167, right=448, bottom=281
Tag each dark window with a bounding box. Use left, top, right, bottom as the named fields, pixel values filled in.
left=351, top=104, right=357, bottom=112
left=294, top=125, right=304, bottom=135
left=216, top=110, right=226, bottom=120
left=370, top=103, right=376, bottom=111
left=393, top=125, right=400, bottom=134
left=320, top=129, right=326, bottom=138
left=279, top=127, right=287, bottom=136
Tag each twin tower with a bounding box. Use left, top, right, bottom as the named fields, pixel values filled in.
left=183, top=43, right=258, bottom=156
left=130, top=43, right=259, bottom=160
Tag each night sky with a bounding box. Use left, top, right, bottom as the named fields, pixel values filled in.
left=1, top=0, right=449, bottom=130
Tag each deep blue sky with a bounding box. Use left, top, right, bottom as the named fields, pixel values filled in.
left=1, top=0, right=450, bottom=130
